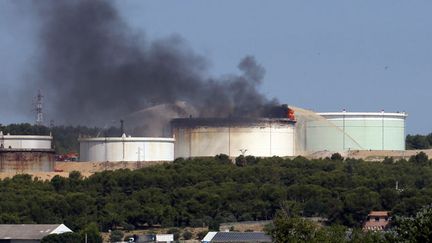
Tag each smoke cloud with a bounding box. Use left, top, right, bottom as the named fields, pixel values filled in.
left=30, top=1, right=282, bottom=135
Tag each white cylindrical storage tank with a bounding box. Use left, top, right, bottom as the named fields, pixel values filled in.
left=171, top=118, right=296, bottom=158
left=79, top=135, right=174, bottom=162
left=305, top=111, right=407, bottom=152
left=0, top=132, right=54, bottom=172
left=0, top=132, right=52, bottom=149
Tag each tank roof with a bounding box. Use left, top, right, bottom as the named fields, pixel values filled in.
left=318, top=112, right=407, bottom=118
left=78, top=136, right=174, bottom=142
left=171, top=117, right=296, bottom=128
left=0, top=132, right=52, bottom=140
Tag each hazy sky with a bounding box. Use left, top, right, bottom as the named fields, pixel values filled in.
left=1, top=1, right=431, bottom=134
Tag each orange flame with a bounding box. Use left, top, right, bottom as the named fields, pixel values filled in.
left=287, top=108, right=295, bottom=121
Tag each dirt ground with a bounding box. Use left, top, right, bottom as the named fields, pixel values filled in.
left=0, top=161, right=164, bottom=180
left=219, top=220, right=271, bottom=232
left=307, top=149, right=432, bottom=161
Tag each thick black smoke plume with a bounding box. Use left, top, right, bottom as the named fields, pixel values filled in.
left=31, top=1, right=282, bottom=135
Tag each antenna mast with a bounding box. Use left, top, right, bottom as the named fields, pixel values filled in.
left=35, top=90, right=44, bottom=126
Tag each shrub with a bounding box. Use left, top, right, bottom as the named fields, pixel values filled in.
left=110, top=230, right=124, bottom=242
left=330, top=153, right=344, bottom=161
left=183, top=230, right=193, bottom=240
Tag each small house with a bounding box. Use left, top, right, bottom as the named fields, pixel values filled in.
left=363, top=211, right=391, bottom=231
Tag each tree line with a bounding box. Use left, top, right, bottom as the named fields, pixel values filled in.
left=1, top=123, right=431, bottom=152
left=406, top=133, right=432, bottom=149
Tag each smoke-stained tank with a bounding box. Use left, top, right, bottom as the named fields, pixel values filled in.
left=79, top=134, right=174, bottom=162
left=305, top=111, right=407, bottom=151
left=0, top=132, right=54, bottom=172
left=171, top=118, right=296, bottom=158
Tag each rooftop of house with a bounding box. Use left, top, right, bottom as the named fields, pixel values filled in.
left=202, top=232, right=272, bottom=242
left=0, top=224, right=72, bottom=240
left=368, top=211, right=390, bottom=217
left=363, top=211, right=391, bottom=231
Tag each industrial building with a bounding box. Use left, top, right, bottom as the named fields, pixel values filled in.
left=171, top=118, right=296, bottom=158
left=0, top=132, right=54, bottom=172
left=78, top=134, right=174, bottom=162
left=304, top=111, right=407, bottom=152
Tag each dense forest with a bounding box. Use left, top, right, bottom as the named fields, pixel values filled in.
left=0, top=154, right=432, bottom=234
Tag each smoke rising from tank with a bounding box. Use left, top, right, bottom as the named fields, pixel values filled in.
left=30, top=1, right=281, bottom=135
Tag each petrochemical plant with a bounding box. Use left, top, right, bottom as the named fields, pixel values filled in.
left=0, top=107, right=408, bottom=172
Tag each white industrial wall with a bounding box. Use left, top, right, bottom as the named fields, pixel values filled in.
left=79, top=137, right=174, bottom=162
left=173, top=124, right=295, bottom=158
left=306, top=112, right=407, bottom=152
left=0, top=135, right=52, bottom=149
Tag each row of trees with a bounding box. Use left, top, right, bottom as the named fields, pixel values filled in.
left=1, top=154, right=432, bottom=233
left=406, top=133, right=432, bottom=149
left=2, top=123, right=431, bottom=152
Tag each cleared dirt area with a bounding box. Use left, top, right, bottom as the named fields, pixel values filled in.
left=219, top=220, right=271, bottom=232
left=0, top=161, right=165, bottom=180
left=307, top=149, right=432, bottom=161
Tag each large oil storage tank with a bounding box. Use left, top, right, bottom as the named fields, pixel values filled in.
left=304, top=111, right=407, bottom=152
left=171, top=118, right=296, bottom=158
left=79, top=134, right=174, bottom=162
left=0, top=132, right=54, bottom=172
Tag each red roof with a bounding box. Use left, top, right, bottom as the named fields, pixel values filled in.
left=368, top=211, right=390, bottom=217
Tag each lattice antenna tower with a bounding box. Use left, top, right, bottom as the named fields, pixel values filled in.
left=35, top=90, right=44, bottom=126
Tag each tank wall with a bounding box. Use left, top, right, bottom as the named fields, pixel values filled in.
left=0, top=151, right=54, bottom=172
left=82, top=141, right=106, bottom=162
left=173, top=124, right=295, bottom=158
left=143, top=141, right=174, bottom=161
left=79, top=139, right=174, bottom=162
left=305, top=123, right=345, bottom=152
left=190, top=127, right=230, bottom=157
left=306, top=116, right=406, bottom=152
left=229, top=127, right=271, bottom=157
left=0, top=137, right=52, bottom=149
left=174, top=129, right=192, bottom=158
left=106, top=141, right=123, bottom=161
